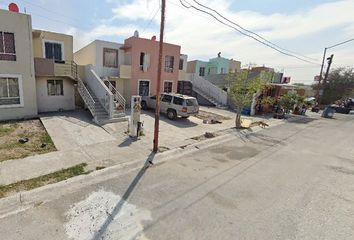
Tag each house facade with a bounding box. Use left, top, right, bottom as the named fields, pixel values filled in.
left=33, top=30, right=77, bottom=113
left=187, top=56, right=241, bottom=77
left=0, top=9, right=38, bottom=121
left=122, top=36, right=183, bottom=98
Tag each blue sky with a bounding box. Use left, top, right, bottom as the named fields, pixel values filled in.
left=0, top=0, right=353, bottom=83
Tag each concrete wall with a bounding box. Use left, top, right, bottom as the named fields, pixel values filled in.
left=187, top=60, right=197, bottom=73
left=74, top=40, right=124, bottom=78
left=124, top=36, right=181, bottom=96
left=36, top=77, right=75, bottom=112
left=0, top=9, right=37, bottom=121
left=32, top=30, right=73, bottom=61
left=74, top=41, right=96, bottom=66
left=208, top=57, right=230, bottom=74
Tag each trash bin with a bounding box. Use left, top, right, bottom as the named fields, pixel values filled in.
left=321, top=107, right=335, bottom=118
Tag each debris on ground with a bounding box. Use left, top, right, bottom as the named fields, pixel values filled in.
left=204, top=132, right=216, bottom=138
left=196, top=110, right=231, bottom=124
left=18, top=137, right=29, bottom=144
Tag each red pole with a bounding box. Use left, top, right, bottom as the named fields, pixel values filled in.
left=153, top=0, right=166, bottom=152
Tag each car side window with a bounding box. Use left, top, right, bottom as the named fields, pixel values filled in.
left=162, top=95, right=173, bottom=103
left=150, top=96, right=156, bottom=100
left=173, top=97, right=184, bottom=105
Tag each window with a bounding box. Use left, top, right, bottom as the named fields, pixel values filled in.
left=164, top=55, right=174, bottom=73
left=179, top=59, right=184, bottom=70
left=173, top=97, right=184, bottom=105
left=199, top=67, right=205, bottom=77
left=139, top=52, right=150, bottom=71
left=138, top=80, right=150, bottom=96
left=186, top=99, right=198, bottom=106
left=163, top=81, right=173, bottom=93
left=47, top=80, right=64, bottom=96
left=103, top=48, right=118, bottom=68
left=44, top=41, right=63, bottom=61
left=0, top=32, right=16, bottom=61
left=221, top=68, right=225, bottom=74
left=162, top=94, right=172, bottom=103
left=0, top=77, right=20, bottom=105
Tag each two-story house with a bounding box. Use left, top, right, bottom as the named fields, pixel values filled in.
left=122, top=35, right=183, bottom=98
left=0, top=9, right=37, bottom=121
left=33, top=30, right=77, bottom=113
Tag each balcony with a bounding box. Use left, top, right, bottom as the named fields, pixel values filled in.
left=119, top=65, right=131, bottom=79
left=34, top=58, right=78, bottom=80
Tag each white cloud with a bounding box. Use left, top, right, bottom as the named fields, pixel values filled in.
left=69, top=0, right=354, bottom=83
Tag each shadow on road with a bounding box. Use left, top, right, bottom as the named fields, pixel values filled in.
left=91, top=152, right=156, bottom=240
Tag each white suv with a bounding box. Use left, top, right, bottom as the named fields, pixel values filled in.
left=141, top=93, right=199, bottom=120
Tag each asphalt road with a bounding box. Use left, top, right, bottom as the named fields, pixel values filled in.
left=0, top=113, right=353, bottom=240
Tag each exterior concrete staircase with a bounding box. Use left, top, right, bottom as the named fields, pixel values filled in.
left=77, top=67, right=127, bottom=125
left=188, top=74, right=228, bottom=109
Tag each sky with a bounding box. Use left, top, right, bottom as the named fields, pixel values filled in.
left=1, top=0, right=353, bottom=83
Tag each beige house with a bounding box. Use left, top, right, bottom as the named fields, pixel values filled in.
left=0, top=9, right=37, bottom=121
left=33, top=30, right=77, bottom=113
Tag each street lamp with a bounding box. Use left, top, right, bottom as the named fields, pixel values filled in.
left=316, top=38, right=354, bottom=103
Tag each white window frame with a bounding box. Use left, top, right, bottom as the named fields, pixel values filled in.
left=163, top=80, right=173, bottom=93
left=137, top=79, right=151, bottom=96
left=42, top=39, right=65, bottom=60
left=0, top=32, right=16, bottom=60
left=0, top=74, right=24, bottom=108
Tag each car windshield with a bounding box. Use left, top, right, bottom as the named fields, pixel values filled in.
left=186, top=99, right=198, bottom=106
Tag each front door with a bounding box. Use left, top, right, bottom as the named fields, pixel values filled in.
left=138, top=81, right=150, bottom=96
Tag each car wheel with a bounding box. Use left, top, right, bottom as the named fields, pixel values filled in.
left=167, top=109, right=177, bottom=120
left=141, top=101, right=148, bottom=110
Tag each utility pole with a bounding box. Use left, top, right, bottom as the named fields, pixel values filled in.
left=153, top=0, right=166, bottom=153
left=323, top=54, right=334, bottom=84
left=316, top=38, right=354, bottom=104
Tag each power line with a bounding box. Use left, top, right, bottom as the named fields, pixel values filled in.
left=192, top=0, right=318, bottom=62
left=17, top=0, right=82, bottom=23
left=141, top=4, right=161, bottom=34
left=179, top=0, right=320, bottom=65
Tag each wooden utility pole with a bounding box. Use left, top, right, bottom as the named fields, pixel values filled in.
left=153, top=0, right=166, bottom=152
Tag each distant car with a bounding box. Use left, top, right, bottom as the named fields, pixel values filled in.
left=330, top=105, right=351, bottom=114
left=141, top=93, right=199, bottom=120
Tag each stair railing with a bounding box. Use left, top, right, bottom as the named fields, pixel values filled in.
left=77, top=78, right=96, bottom=116
left=104, top=79, right=126, bottom=113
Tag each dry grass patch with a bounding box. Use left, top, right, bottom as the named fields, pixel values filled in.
left=0, top=119, right=56, bottom=162
left=0, top=163, right=88, bottom=198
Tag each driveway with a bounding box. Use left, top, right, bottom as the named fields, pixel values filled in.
left=40, top=111, right=115, bottom=151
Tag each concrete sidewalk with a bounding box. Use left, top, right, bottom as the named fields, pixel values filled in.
left=0, top=107, right=295, bottom=186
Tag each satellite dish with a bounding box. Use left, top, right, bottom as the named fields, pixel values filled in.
left=8, top=3, right=19, bottom=12
left=134, top=30, right=139, bottom=38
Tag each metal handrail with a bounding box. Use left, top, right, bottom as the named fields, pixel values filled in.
left=77, top=78, right=96, bottom=116
left=104, top=79, right=126, bottom=112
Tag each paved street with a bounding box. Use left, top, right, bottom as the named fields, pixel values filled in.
left=0, top=113, right=353, bottom=239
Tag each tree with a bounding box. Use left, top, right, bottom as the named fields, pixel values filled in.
left=278, top=92, right=305, bottom=113
left=321, top=67, right=354, bottom=105
left=227, top=70, right=270, bottom=128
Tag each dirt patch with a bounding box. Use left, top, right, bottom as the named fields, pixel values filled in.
left=0, top=119, right=56, bottom=162
left=195, top=110, right=231, bottom=123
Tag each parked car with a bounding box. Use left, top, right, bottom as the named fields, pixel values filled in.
left=330, top=105, right=351, bottom=114
left=141, top=93, right=199, bottom=120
